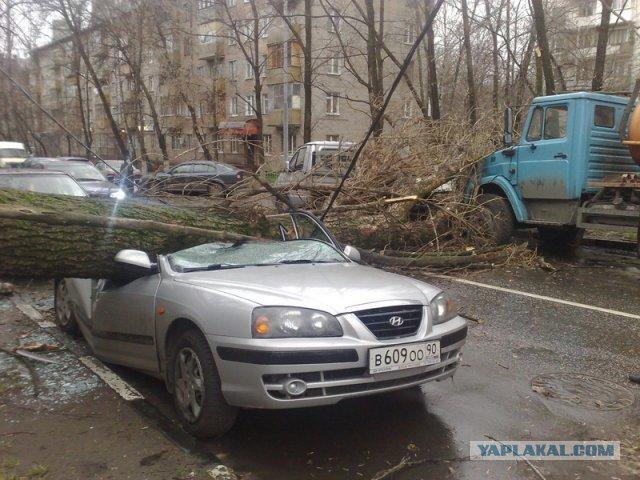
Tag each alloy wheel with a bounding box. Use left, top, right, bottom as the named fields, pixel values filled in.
left=55, top=281, right=72, bottom=326
left=174, top=347, right=206, bottom=423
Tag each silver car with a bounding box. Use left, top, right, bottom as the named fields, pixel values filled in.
left=56, top=212, right=467, bottom=437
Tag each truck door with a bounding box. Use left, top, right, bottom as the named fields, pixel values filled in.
left=517, top=103, right=574, bottom=199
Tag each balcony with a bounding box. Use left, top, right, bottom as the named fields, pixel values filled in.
left=198, top=40, right=225, bottom=60
left=265, top=65, right=301, bottom=85
left=265, top=108, right=301, bottom=127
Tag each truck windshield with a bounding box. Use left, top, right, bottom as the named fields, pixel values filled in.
left=168, top=239, right=347, bottom=272
left=0, top=148, right=26, bottom=158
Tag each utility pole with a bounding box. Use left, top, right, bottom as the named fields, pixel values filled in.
left=282, top=0, right=289, bottom=169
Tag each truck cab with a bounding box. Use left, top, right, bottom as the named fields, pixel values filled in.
left=0, top=141, right=28, bottom=168
left=275, top=141, right=354, bottom=209
left=473, top=92, right=640, bottom=246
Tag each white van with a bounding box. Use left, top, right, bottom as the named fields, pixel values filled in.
left=0, top=141, right=28, bottom=168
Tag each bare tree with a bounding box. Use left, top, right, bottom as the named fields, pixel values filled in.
left=592, top=0, right=612, bottom=91
left=530, top=0, right=555, bottom=95
left=460, top=0, right=478, bottom=124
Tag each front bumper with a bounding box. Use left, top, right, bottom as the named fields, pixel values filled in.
left=209, top=315, right=467, bottom=409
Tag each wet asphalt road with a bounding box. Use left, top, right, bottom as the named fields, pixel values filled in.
left=104, top=247, right=640, bottom=480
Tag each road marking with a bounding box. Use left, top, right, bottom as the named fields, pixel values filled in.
left=79, top=356, right=144, bottom=401
left=12, top=296, right=57, bottom=328
left=426, top=274, right=640, bottom=320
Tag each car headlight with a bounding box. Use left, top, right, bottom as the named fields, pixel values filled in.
left=110, top=189, right=126, bottom=200
left=429, top=292, right=458, bottom=325
left=252, top=307, right=343, bottom=338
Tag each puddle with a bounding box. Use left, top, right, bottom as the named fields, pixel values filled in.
left=531, top=372, right=635, bottom=410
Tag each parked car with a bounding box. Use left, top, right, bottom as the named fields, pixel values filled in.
left=55, top=211, right=468, bottom=437
left=275, top=141, right=354, bottom=209
left=0, top=141, right=28, bottom=168
left=0, top=169, right=87, bottom=196
left=142, top=161, right=245, bottom=195
left=24, top=158, right=126, bottom=199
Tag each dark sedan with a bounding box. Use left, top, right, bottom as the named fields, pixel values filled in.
left=142, top=161, right=245, bottom=195
left=22, top=158, right=126, bottom=199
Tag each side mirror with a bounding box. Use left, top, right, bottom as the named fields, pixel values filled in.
left=343, top=245, right=361, bottom=262
left=503, top=107, right=514, bottom=147
left=115, top=249, right=156, bottom=271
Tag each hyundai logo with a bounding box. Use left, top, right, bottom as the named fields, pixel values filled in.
left=389, top=316, right=404, bottom=327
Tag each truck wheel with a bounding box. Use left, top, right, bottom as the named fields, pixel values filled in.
left=477, top=193, right=515, bottom=245
left=54, top=279, right=79, bottom=334
left=168, top=329, right=237, bottom=438
left=537, top=226, right=584, bottom=252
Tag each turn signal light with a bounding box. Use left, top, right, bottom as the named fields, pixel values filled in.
left=254, top=315, right=270, bottom=335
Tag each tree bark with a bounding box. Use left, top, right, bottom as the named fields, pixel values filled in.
left=592, top=0, right=612, bottom=91
left=461, top=0, right=478, bottom=124
left=425, top=0, right=440, bottom=119
left=0, top=189, right=266, bottom=279
left=530, top=0, right=555, bottom=95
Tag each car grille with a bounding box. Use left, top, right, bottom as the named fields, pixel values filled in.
left=352, top=305, right=423, bottom=339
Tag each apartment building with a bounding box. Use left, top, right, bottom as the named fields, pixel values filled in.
left=553, top=0, right=639, bottom=92
left=29, top=0, right=417, bottom=169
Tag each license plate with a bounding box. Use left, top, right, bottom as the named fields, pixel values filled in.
left=368, top=341, right=440, bottom=374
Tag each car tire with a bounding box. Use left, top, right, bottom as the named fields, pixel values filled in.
left=537, top=226, right=584, bottom=252
left=54, top=279, right=79, bottom=334
left=477, top=193, right=515, bottom=245
left=208, top=182, right=225, bottom=196
left=168, top=329, right=237, bottom=438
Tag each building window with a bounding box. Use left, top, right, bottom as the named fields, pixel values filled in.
left=326, top=92, right=340, bottom=115
left=230, top=96, right=239, bottom=116
left=229, top=60, right=237, bottom=80
left=259, top=17, right=270, bottom=38
left=327, top=8, right=340, bottom=32
left=245, top=94, right=255, bottom=116
left=263, top=134, right=272, bottom=154
left=402, top=100, right=413, bottom=118
left=404, top=24, right=415, bottom=45
left=262, top=94, right=270, bottom=114
left=227, top=29, right=237, bottom=45
left=612, top=0, right=626, bottom=11
left=289, top=132, right=297, bottom=153
left=214, top=134, right=224, bottom=153
left=200, top=31, right=214, bottom=44
left=577, top=1, right=595, bottom=16
left=328, top=55, right=341, bottom=75
left=267, top=42, right=284, bottom=69
left=245, top=60, right=254, bottom=79
left=147, top=75, right=154, bottom=91
left=198, top=0, right=216, bottom=9
left=326, top=135, right=340, bottom=142
left=228, top=0, right=236, bottom=6
left=609, top=27, right=630, bottom=46
left=171, top=135, right=183, bottom=150
left=270, top=83, right=301, bottom=109
left=230, top=136, right=240, bottom=153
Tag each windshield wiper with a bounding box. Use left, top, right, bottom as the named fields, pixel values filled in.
left=179, top=263, right=244, bottom=273
left=277, top=259, right=335, bottom=265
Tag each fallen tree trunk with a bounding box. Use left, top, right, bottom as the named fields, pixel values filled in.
left=0, top=189, right=266, bottom=279
left=359, top=246, right=521, bottom=269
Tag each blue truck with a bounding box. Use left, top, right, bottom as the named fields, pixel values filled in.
left=470, top=91, right=640, bottom=253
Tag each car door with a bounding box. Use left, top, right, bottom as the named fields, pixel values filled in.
left=167, top=164, right=195, bottom=193
left=89, top=275, right=161, bottom=373
left=517, top=103, right=574, bottom=200
left=191, top=163, right=216, bottom=193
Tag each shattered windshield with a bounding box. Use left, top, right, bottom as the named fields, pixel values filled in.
left=168, top=239, right=347, bottom=272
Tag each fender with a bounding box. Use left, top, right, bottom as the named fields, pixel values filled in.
left=478, top=176, right=529, bottom=223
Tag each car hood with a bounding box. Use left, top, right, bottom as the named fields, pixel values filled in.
left=172, top=263, right=440, bottom=314
left=76, top=180, right=116, bottom=196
